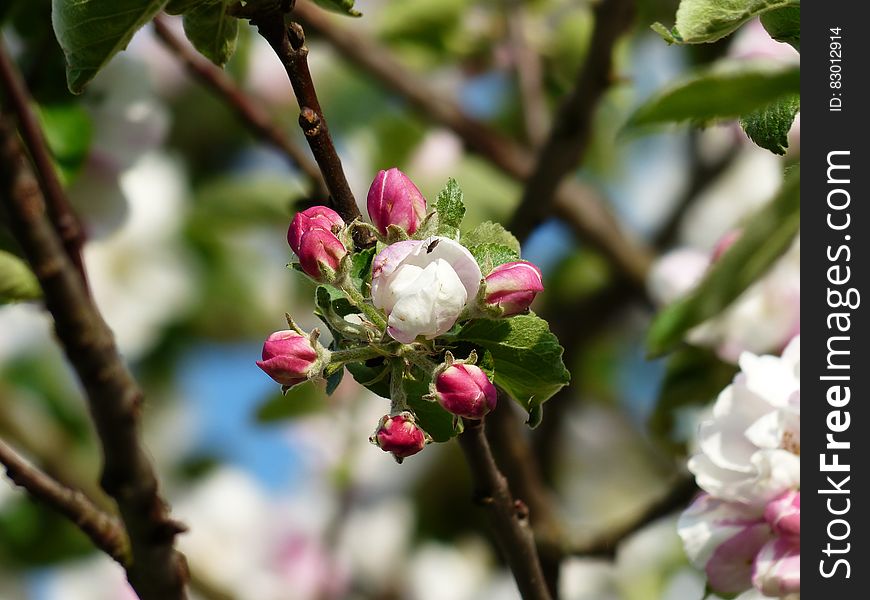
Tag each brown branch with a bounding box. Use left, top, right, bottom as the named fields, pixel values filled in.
left=565, top=473, right=697, bottom=558
left=0, top=117, right=189, bottom=600
left=509, top=0, right=635, bottom=243
left=0, top=437, right=129, bottom=563
left=458, top=418, right=552, bottom=600
left=0, top=36, right=88, bottom=289
left=151, top=15, right=326, bottom=197
left=293, top=0, right=652, bottom=285
left=233, top=4, right=363, bottom=236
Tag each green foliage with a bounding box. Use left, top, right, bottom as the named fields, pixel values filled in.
left=349, top=247, right=375, bottom=292
left=740, top=94, right=800, bottom=155
left=182, top=0, right=239, bottom=67
left=165, top=0, right=201, bottom=14
left=452, top=315, right=570, bottom=422
left=649, top=347, right=738, bottom=451
left=467, top=243, right=520, bottom=275
left=256, top=383, right=325, bottom=422
left=760, top=6, right=800, bottom=50
left=434, top=178, right=466, bottom=237
left=460, top=221, right=521, bottom=255
left=36, top=102, right=93, bottom=184
left=0, top=499, right=94, bottom=566
left=312, top=0, right=361, bottom=18
left=51, top=0, right=168, bottom=93
left=625, top=61, right=800, bottom=130
left=0, top=250, right=41, bottom=304
left=647, top=169, right=800, bottom=356
left=653, top=0, right=801, bottom=44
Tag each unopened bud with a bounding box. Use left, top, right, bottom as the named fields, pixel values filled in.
left=434, top=363, right=497, bottom=419
left=483, top=261, right=544, bottom=316
left=370, top=412, right=427, bottom=462
left=256, top=330, right=320, bottom=387
left=367, top=168, right=427, bottom=235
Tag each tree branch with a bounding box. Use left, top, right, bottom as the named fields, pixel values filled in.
left=564, top=473, right=697, bottom=558
left=150, top=15, right=326, bottom=198
left=292, top=0, right=651, bottom=285
left=235, top=5, right=362, bottom=236
left=509, top=0, right=635, bottom=243
left=0, top=118, right=189, bottom=600
left=0, top=437, right=129, bottom=564
left=458, top=418, right=552, bottom=600
left=0, top=36, right=89, bottom=289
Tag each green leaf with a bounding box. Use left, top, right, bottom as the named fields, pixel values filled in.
left=182, top=0, right=239, bottom=67
left=349, top=247, right=375, bottom=292
left=468, top=243, right=520, bottom=275
left=461, top=221, right=521, bottom=255
left=346, top=359, right=391, bottom=399
left=165, top=0, right=202, bottom=14
left=625, top=61, right=800, bottom=130
left=256, top=383, right=324, bottom=422
left=739, top=94, right=799, bottom=155
left=325, top=368, right=344, bottom=395
left=312, top=0, right=361, bottom=17
left=649, top=347, right=738, bottom=451
left=434, top=178, right=466, bottom=236
left=760, top=6, right=800, bottom=50
left=647, top=168, right=800, bottom=356
left=453, top=315, right=570, bottom=418
left=0, top=250, right=41, bottom=304
left=653, top=0, right=800, bottom=45
left=36, top=102, right=93, bottom=184
left=401, top=366, right=456, bottom=442
left=51, top=0, right=169, bottom=94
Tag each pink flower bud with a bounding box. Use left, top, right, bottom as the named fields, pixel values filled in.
left=256, top=330, right=319, bottom=387
left=367, top=168, right=427, bottom=235
left=434, top=363, right=497, bottom=419
left=483, top=261, right=544, bottom=316
left=296, top=228, right=347, bottom=281
left=287, top=206, right=345, bottom=255
left=370, top=413, right=427, bottom=462
left=764, top=490, right=800, bottom=543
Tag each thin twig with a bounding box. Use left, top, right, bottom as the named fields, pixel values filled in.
left=151, top=15, right=326, bottom=197
left=564, top=473, right=697, bottom=557
left=458, top=418, right=552, bottom=600
left=0, top=36, right=89, bottom=289
left=0, top=118, right=189, bottom=600
left=0, top=437, right=129, bottom=564
left=238, top=5, right=362, bottom=234
left=503, top=0, right=549, bottom=148
left=293, top=0, right=651, bottom=284
left=509, top=0, right=635, bottom=243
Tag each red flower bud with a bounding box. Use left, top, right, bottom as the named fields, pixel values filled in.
left=370, top=413, right=427, bottom=462
left=287, top=206, right=344, bottom=254
left=367, top=168, right=427, bottom=235
left=296, top=228, right=347, bottom=281
left=256, top=330, right=319, bottom=387
left=434, top=363, right=497, bottom=419
left=483, top=261, right=544, bottom=316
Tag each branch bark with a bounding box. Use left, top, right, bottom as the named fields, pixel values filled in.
left=234, top=5, right=363, bottom=235
left=509, top=0, right=635, bottom=243
left=151, top=15, right=326, bottom=197
left=458, top=418, right=552, bottom=600
left=0, top=437, right=129, bottom=563
left=293, top=0, right=651, bottom=284
left=0, top=118, right=189, bottom=600
left=0, top=36, right=88, bottom=288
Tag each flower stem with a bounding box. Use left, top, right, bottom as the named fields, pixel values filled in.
left=330, top=346, right=385, bottom=366
left=339, top=281, right=388, bottom=332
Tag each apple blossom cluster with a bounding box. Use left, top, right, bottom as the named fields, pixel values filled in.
left=678, top=335, right=800, bottom=600
left=256, top=168, right=559, bottom=462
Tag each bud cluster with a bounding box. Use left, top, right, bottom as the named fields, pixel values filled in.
left=257, top=168, right=548, bottom=462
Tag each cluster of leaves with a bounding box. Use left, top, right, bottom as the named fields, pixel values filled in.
left=50, top=0, right=362, bottom=94
left=629, top=0, right=800, bottom=155
left=273, top=179, right=570, bottom=442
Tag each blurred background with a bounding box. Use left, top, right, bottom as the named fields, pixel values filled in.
left=0, top=0, right=798, bottom=598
